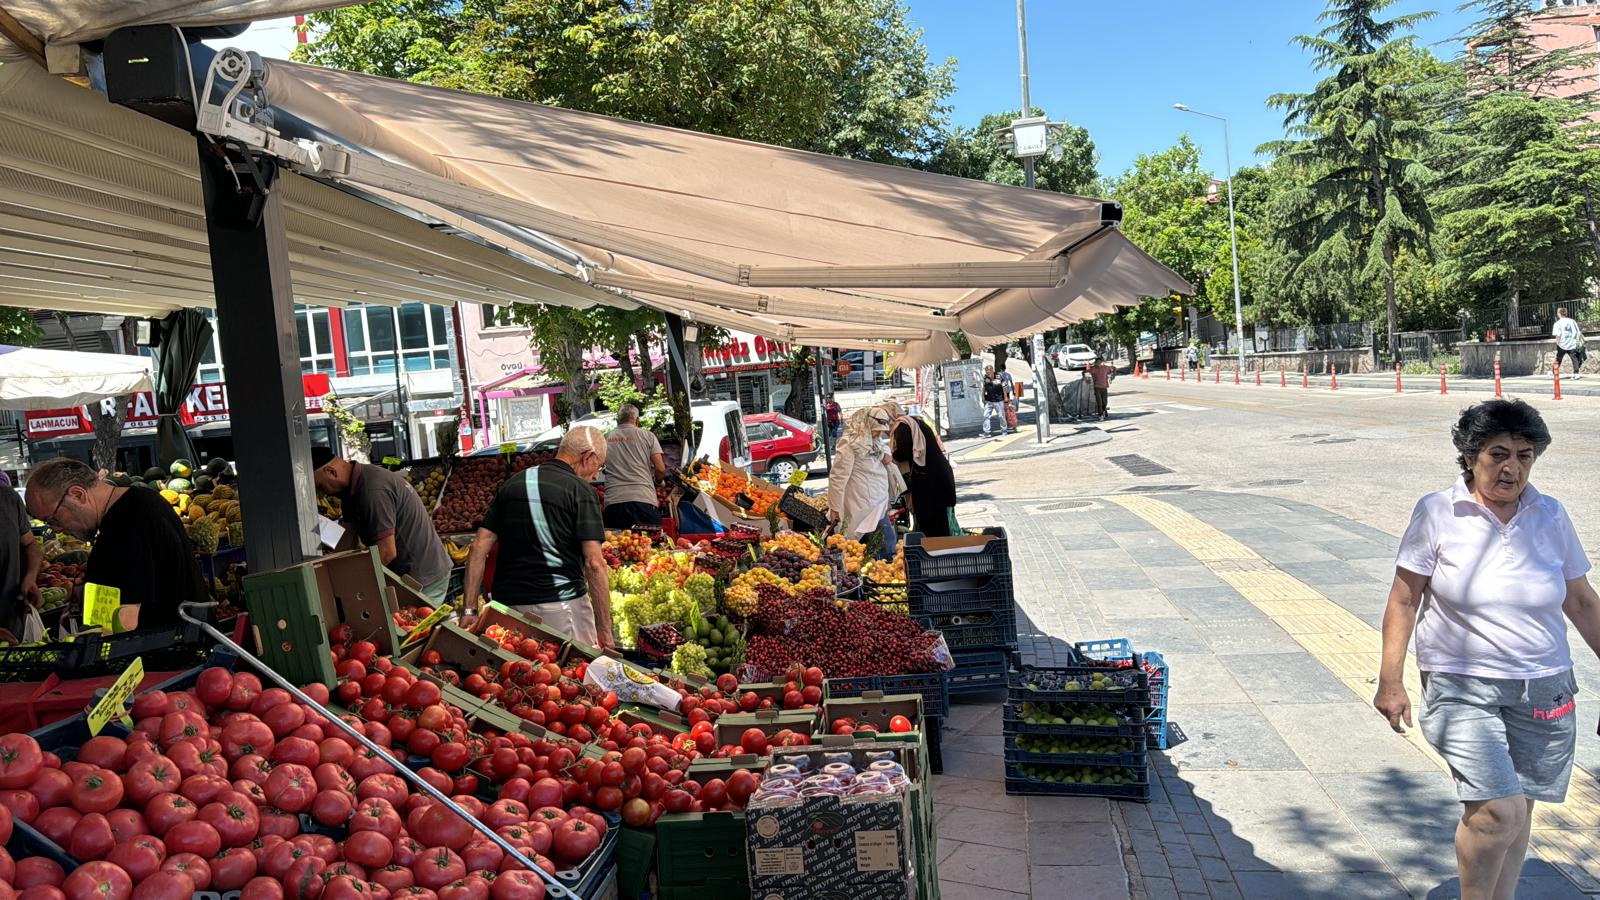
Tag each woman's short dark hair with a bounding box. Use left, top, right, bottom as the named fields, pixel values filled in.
left=1452, top=399, right=1552, bottom=476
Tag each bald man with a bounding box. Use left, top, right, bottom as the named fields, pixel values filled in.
left=462, top=426, right=613, bottom=647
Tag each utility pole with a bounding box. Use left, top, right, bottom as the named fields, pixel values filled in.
left=1016, top=0, right=1052, bottom=442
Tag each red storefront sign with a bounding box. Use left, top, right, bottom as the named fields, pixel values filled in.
left=706, top=335, right=789, bottom=369
left=25, top=373, right=332, bottom=440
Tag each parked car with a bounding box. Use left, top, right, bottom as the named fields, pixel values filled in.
left=1055, top=343, right=1097, bottom=370
left=743, top=412, right=818, bottom=482
left=516, top=399, right=752, bottom=471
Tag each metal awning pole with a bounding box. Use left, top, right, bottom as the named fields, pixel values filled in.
left=176, top=602, right=573, bottom=898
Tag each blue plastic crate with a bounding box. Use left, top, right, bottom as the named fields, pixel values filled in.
left=905, top=527, right=1012, bottom=584
left=907, top=572, right=1014, bottom=617
left=948, top=648, right=1010, bottom=694
left=1074, top=638, right=1135, bottom=665
left=824, top=671, right=950, bottom=718
left=1146, top=718, right=1171, bottom=751
left=918, top=602, right=1018, bottom=650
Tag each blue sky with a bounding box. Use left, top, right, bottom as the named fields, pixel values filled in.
left=223, top=1, right=1477, bottom=183
left=906, top=0, right=1476, bottom=182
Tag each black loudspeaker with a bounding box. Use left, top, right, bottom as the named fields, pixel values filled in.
left=104, top=25, right=197, bottom=130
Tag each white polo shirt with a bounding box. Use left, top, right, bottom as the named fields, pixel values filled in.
left=1396, top=478, right=1590, bottom=679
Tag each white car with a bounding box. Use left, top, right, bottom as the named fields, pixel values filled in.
left=520, top=399, right=753, bottom=471
left=1056, top=344, right=1097, bottom=370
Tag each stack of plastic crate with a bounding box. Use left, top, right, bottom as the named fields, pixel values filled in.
left=905, top=527, right=1016, bottom=695
left=1002, top=656, right=1151, bottom=801
left=1076, top=639, right=1171, bottom=751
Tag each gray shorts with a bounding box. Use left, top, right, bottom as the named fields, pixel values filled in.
left=1420, top=670, right=1579, bottom=803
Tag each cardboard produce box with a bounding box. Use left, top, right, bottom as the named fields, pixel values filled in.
left=713, top=709, right=820, bottom=750
left=746, top=786, right=916, bottom=898
left=477, top=601, right=605, bottom=664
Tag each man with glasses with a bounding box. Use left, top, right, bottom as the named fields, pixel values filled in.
left=461, top=426, right=615, bottom=648
left=24, top=458, right=207, bottom=630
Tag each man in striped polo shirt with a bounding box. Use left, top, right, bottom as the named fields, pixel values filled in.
left=462, top=426, right=614, bottom=647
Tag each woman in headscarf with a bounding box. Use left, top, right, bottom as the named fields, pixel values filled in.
left=827, top=407, right=898, bottom=559
left=879, top=400, right=956, bottom=538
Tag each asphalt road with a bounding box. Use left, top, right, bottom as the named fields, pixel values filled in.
left=955, top=374, right=1600, bottom=554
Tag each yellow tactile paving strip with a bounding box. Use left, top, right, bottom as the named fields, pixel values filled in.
left=1107, top=494, right=1600, bottom=893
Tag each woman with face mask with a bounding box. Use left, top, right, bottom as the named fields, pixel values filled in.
left=826, top=407, right=899, bottom=559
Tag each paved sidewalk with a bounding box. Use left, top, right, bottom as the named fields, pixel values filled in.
left=940, top=490, right=1597, bottom=899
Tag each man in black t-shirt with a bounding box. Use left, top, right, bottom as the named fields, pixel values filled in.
left=462, top=426, right=614, bottom=648
left=312, top=449, right=454, bottom=603
left=24, top=458, right=208, bottom=630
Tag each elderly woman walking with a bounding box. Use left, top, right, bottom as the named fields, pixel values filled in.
left=1375, top=399, right=1600, bottom=900
left=878, top=400, right=956, bottom=538
left=827, top=407, right=900, bottom=559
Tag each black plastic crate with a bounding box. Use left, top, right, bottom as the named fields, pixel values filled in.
left=905, top=527, right=1012, bottom=584
left=928, top=714, right=944, bottom=775
left=74, top=621, right=215, bottom=674
left=1004, top=731, right=1147, bottom=768
left=907, top=571, right=1014, bottom=618
left=919, top=602, right=1018, bottom=650
left=1009, top=662, right=1151, bottom=706
left=779, top=486, right=830, bottom=532
left=1004, top=759, right=1150, bottom=802
left=824, top=671, right=950, bottom=718
left=1003, top=701, right=1147, bottom=738
left=948, top=648, right=1011, bottom=694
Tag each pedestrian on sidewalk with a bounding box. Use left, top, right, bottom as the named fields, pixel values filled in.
left=880, top=400, right=956, bottom=538
left=1186, top=343, right=1199, bottom=372
left=1085, top=357, right=1116, bottom=420
left=1000, top=368, right=1019, bottom=433
left=1375, top=398, right=1600, bottom=900
left=1551, top=307, right=1585, bottom=379
left=980, top=366, right=1006, bottom=437
left=827, top=408, right=899, bottom=559
left=824, top=395, right=842, bottom=442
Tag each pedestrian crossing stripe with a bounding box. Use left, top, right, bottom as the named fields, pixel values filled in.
left=1106, top=494, right=1600, bottom=893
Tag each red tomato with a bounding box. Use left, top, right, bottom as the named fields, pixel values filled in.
left=157, top=711, right=208, bottom=751
left=195, top=668, right=234, bottom=707
left=262, top=704, right=308, bottom=740
left=413, top=848, right=466, bottom=891
left=31, top=768, right=73, bottom=810
left=344, top=830, right=395, bottom=869
left=429, top=742, right=469, bottom=774
left=0, top=734, right=43, bottom=790
left=348, top=799, right=402, bottom=842
left=888, top=714, right=912, bottom=733
left=225, top=673, right=262, bottom=712
left=264, top=764, right=316, bottom=814
left=67, top=812, right=115, bottom=861
left=311, top=789, right=355, bottom=828
left=282, top=856, right=327, bottom=899
left=75, top=737, right=127, bottom=773
left=124, top=755, right=181, bottom=806
left=404, top=681, right=442, bottom=710
left=438, top=877, right=490, bottom=900
left=131, top=690, right=171, bottom=721
left=550, top=819, right=600, bottom=866
left=220, top=720, right=275, bottom=762
left=164, top=820, right=222, bottom=858
left=106, top=834, right=166, bottom=882
left=62, top=861, right=131, bottom=900
left=372, top=864, right=415, bottom=894
left=318, top=739, right=356, bottom=769
left=209, top=846, right=258, bottom=891
left=128, top=869, right=193, bottom=900
left=240, top=877, right=285, bottom=900
left=662, top=789, right=692, bottom=814
left=460, top=839, right=503, bottom=873
left=198, top=794, right=260, bottom=847
left=69, top=767, right=123, bottom=814
left=14, top=857, right=65, bottom=890
left=408, top=804, right=473, bottom=851
left=178, top=773, right=232, bottom=806
left=160, top=852, right=211, bottom=891
left=34, top=807, right=80, bottom=847
left=524, top=778, right=563, bottom=811
left=143, top=793, right=197, bottom=837
left=256, top=810, right=298, bottom=840
left=593, top=786, right=623, bottom=812
left=348, top=749, right=397, bottom=781
left=620, top=798, right=651, bottom=828
left=357, top=774, right=408, bottom=808
left=489, top=869, right=547, bottom=900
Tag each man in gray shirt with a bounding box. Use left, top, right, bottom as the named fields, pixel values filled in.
left=312, top=449, right=454, bottom=603
left=602, top=404, right=665, bottom=528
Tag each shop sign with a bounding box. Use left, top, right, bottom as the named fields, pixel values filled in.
left=25, top=374, right=331, bottom=440
left=707, top=334, right=789, bottom=368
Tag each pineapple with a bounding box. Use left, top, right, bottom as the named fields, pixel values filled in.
left=188, top=517, right=220, bottom=555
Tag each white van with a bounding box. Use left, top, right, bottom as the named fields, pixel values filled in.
left=522, top=400, right=752, bottom=471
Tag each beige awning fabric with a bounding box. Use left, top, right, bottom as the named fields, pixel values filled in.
left=0, top=1, right=342, bottom=45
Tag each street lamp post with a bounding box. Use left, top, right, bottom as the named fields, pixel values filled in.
left=1174, top=103, right=1245, bottom=378
left=1016, top=0, right=1050, bottom=442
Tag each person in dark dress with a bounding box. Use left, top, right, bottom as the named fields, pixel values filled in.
left=879, top=401, right=956, bottom=538
left=24, top=458, right=208, bottom=630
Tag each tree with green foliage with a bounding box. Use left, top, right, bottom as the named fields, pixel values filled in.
left=300, top=0, right=954, bottom=404
left=1432, top=0, right=1600, bottom=318
left=1261, top=0, right=1440, bottom=358
left=924, top=109, right=1100, bottom=195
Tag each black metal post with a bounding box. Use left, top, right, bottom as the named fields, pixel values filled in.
left=196, top=137, right=320, bottom=572
left=661, top=313, right=696, bottom=460
left=811, top=347, right=833, bottom=471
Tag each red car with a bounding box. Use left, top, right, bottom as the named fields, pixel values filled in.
left=743, top=413, right=819, bottom=481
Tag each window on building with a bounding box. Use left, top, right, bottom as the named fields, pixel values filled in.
left=295, top=306, right=337, bottom=375
left=480, top=304, right=517, bottom=329
left=343, top=304, right=452, bottom=376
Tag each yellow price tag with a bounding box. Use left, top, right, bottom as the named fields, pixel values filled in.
left=83, top=583, right=121, bottom=629
left=87, top=657, right=143, bottom=736
left=499, top=442, right=518, bottom=455
left=401, top=603, right=454, bottom=646
left=382, top=456, right=402, bottom=466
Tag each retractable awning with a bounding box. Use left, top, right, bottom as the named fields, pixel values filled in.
left=0, top=3, right=1193, bottom=361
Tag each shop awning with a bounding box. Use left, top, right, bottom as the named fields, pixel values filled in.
left=0, top=4, right=1193, bottom=362
left=0, top=343, right=154, bottom=410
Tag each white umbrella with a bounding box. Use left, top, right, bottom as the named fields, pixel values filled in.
left=0, top=345, right=154, bottom=410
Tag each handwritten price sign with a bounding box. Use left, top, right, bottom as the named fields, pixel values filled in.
left=88, top=657, right=143, bottom=736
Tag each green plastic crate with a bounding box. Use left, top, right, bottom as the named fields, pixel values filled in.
left=242, top=548, right=403, bottom=687
left=654, top=810, right=748, bottom=891
left=616, top=826, right=654, bottom=899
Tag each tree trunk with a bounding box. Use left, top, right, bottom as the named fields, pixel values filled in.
left=88, top=396, right=126, bottom=473
left=991, top=346, right=1006, bottom=375
left=614, top=339, right=636, bottom=389
left=1581, top=188, right=1600, bottom=261
left=1383, top=241, right=1398, bottom=362
left=560, top=337, right=591, bottom=419
left=634, top=333, right=656, bottom=388
left=685, top=340, right=706, bottom=394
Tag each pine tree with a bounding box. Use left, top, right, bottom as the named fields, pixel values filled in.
left=1261, top=0, right=1440, bottom=358
left=1434, top=1, right=1600, bottom=318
